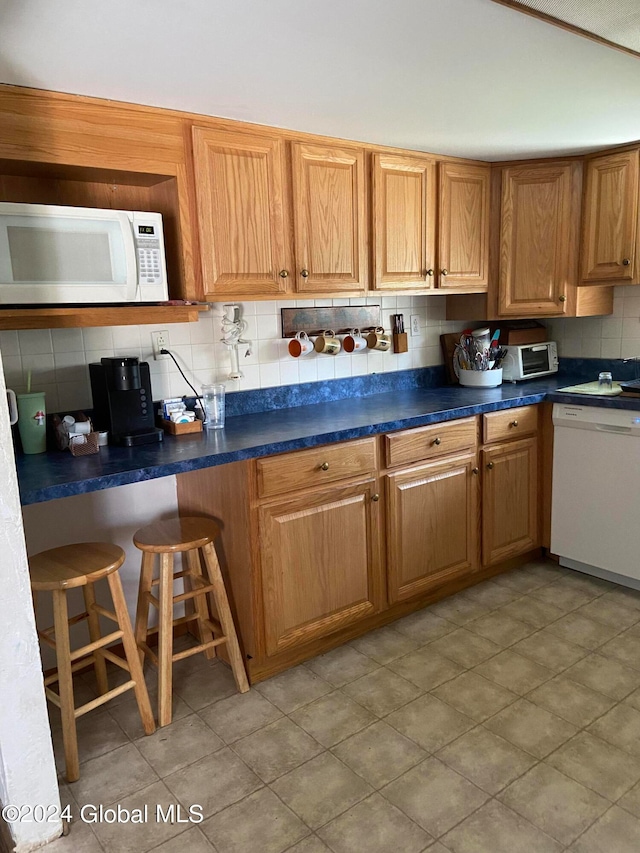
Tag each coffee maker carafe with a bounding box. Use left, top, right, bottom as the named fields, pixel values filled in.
left=89, top=356, right=163, bottom=446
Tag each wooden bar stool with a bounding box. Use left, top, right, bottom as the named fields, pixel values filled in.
left=133, top=516, right=249, bottom=727
left=30, top=542, right=156, bottom=783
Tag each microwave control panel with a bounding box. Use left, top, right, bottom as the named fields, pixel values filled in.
left=134, top=224, right=163, bottom=285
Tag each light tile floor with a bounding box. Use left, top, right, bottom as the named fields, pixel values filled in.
left=43, top=560, right=640, bottom=852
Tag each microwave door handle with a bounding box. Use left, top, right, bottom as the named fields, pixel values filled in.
left=118, top=212, right=139, bottom=302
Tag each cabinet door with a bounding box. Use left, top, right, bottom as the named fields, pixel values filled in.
left=482, top=437, right=538, bottom=566
left=259, top=480, right=382, bottom=655
left=372, top=154, right=436, bottom=290
left=439, top=162, right=490, bottom=288
left=291, top=142, right=367, bottom=292
left=387, top=454, right=479, bottom=603
left=581, top=150, right=639, bottom=283
left=192, top=126, right=292, bottom=297
left=498, top=162, right=578, bottom=316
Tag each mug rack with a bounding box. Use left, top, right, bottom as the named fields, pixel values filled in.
left=280, top=305, right=381, bottom=338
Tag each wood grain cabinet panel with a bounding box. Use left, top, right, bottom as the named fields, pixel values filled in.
left=581, top=149, right=639, bottom=283
left=385, top=417, right=477, bottom=468
left=372, top=153, right=436, bottom=289
left=292, top=142, right=367, bottom=292
left=256, top=438, right=377, bottom=498
left=259, top=480, right=382, bottom=655
left=438, top=162, right=490, bottom=288
left=482, top=437, right=538, bottom=566
left=498, top=162, right=579, bottom=316
left=386, top=453, right=479, bottom=603
left=192, top=127, right=292, bottom=297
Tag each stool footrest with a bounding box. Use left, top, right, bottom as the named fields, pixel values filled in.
left=139, top=642, right=159, bottom=667
left=69, top=629, right=123, bottom=663
left=91, top=604, right=118, bottom=624
left=172, top=583, right=215, bottom=605
left=74, top=681, right=136, bottom=718
left=101, top=648, right=130, bottom=672
left=172, top=636, right=226, bottom=662
left=44, top=654, right=98, bottom=686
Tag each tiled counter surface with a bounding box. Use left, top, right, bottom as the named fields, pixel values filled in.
left=16, top=374, right=640, bottom=506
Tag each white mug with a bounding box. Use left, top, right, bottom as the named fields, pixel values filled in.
left=6, top=389, right=17, bottom=425
left=288, top=331, right=314, bottom=358
left=343, top=329, right=367, bottom=354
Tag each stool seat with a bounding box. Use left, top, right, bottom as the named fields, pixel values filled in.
left=133, top=517, right=221, bottom=553
left=30, top=543, right=125, bottom=591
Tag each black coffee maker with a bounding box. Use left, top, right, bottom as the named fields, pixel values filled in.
left=89, top=357, right=163, bottom=446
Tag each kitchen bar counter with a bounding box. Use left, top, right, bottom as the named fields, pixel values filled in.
left=16, top=375, right=582, bottom=506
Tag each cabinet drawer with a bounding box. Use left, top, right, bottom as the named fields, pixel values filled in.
left=385, top=417, right=477, bottom=468
left=256, top=438, right=377, bottom=499
left=483, top=406, right=538, bottom=444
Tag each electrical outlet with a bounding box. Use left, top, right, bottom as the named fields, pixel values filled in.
left=151, top=330, right=169, bottom=359
left=410, top=315, right=420, bottom=336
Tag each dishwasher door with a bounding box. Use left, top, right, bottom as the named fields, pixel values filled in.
left=551, top=404, right=640, bottom=583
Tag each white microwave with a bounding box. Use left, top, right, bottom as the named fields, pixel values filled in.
left=501, top=341, right=559, bottom=381
left=0, top=202, right=169, bottom=304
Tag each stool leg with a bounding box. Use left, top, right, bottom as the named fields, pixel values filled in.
left=134, top=551, right=155, bottom=666
left=157, top=552, right=175, bottom=727
left=186, top=549, right=215, bottom=661
left=201, top=543, right=249, bottom=693
left=82, top=583, right=109, bottom=695
left=107, top=571, right=155, bottom=736
left=51, top=589, right=80, bottom=783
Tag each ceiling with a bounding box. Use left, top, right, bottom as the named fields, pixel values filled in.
left=0, top=0, right=639, bottom=161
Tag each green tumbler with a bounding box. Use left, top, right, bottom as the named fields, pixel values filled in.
left=17, top=391, right=47, bottom=454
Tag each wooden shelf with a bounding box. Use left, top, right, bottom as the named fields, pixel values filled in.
left=0, top=304, right=209, bottom=330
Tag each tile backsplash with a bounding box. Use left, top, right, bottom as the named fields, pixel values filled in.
left=0, top=295, right=459, bottom=412
left=3, top=285, right=639, bottom=412
left=546, top=285, right=640, bottom=360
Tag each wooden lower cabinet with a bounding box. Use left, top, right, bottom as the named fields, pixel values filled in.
left=386, top=453, right=479, bottom=602
left=482, top=437, right=538, bottom=566
left=259, top=479, right=383, bottom=655
left=177, top=413, right=545, bottom=682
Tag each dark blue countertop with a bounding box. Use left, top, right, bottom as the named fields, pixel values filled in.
left=15, top=364, right=640, bottom=506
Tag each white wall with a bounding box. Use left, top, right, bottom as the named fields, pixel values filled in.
left=0, top=295, right=451, bottom=411
left=0, top=351, right=61, bottom=852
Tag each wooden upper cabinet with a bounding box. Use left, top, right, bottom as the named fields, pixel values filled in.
left=291, top=142, right=367, bottom=292
left=498, top=161, right=579, bottom=317
left=581, top=149, right=639, bottom=283
left=438, top=162, right=490, bottom=288
left=372, top=154, right=436, bottom=290
left=192, top=126, right=292, bottom=297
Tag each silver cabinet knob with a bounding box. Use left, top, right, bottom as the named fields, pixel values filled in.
left=433, top=437, right=441, bottom=446
left=320, top=462, right=329, bottom=471
left=372, top=493, right=380, bottom=502
left=559, top=295, right=567, bottom=303
left=425, top=269, right=434, bottom=277
left=487, top=461, right=494, bottom=470
left=301, top=269, right=309, bottom=278
left=279, top=269, right=289, bottom=278
left=623, top=258, right=631, bottom=266
left=441, top=269, right=449, bottom=276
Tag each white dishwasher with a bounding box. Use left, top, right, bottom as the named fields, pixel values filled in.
left=551, top=403, right=640, bottom=589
